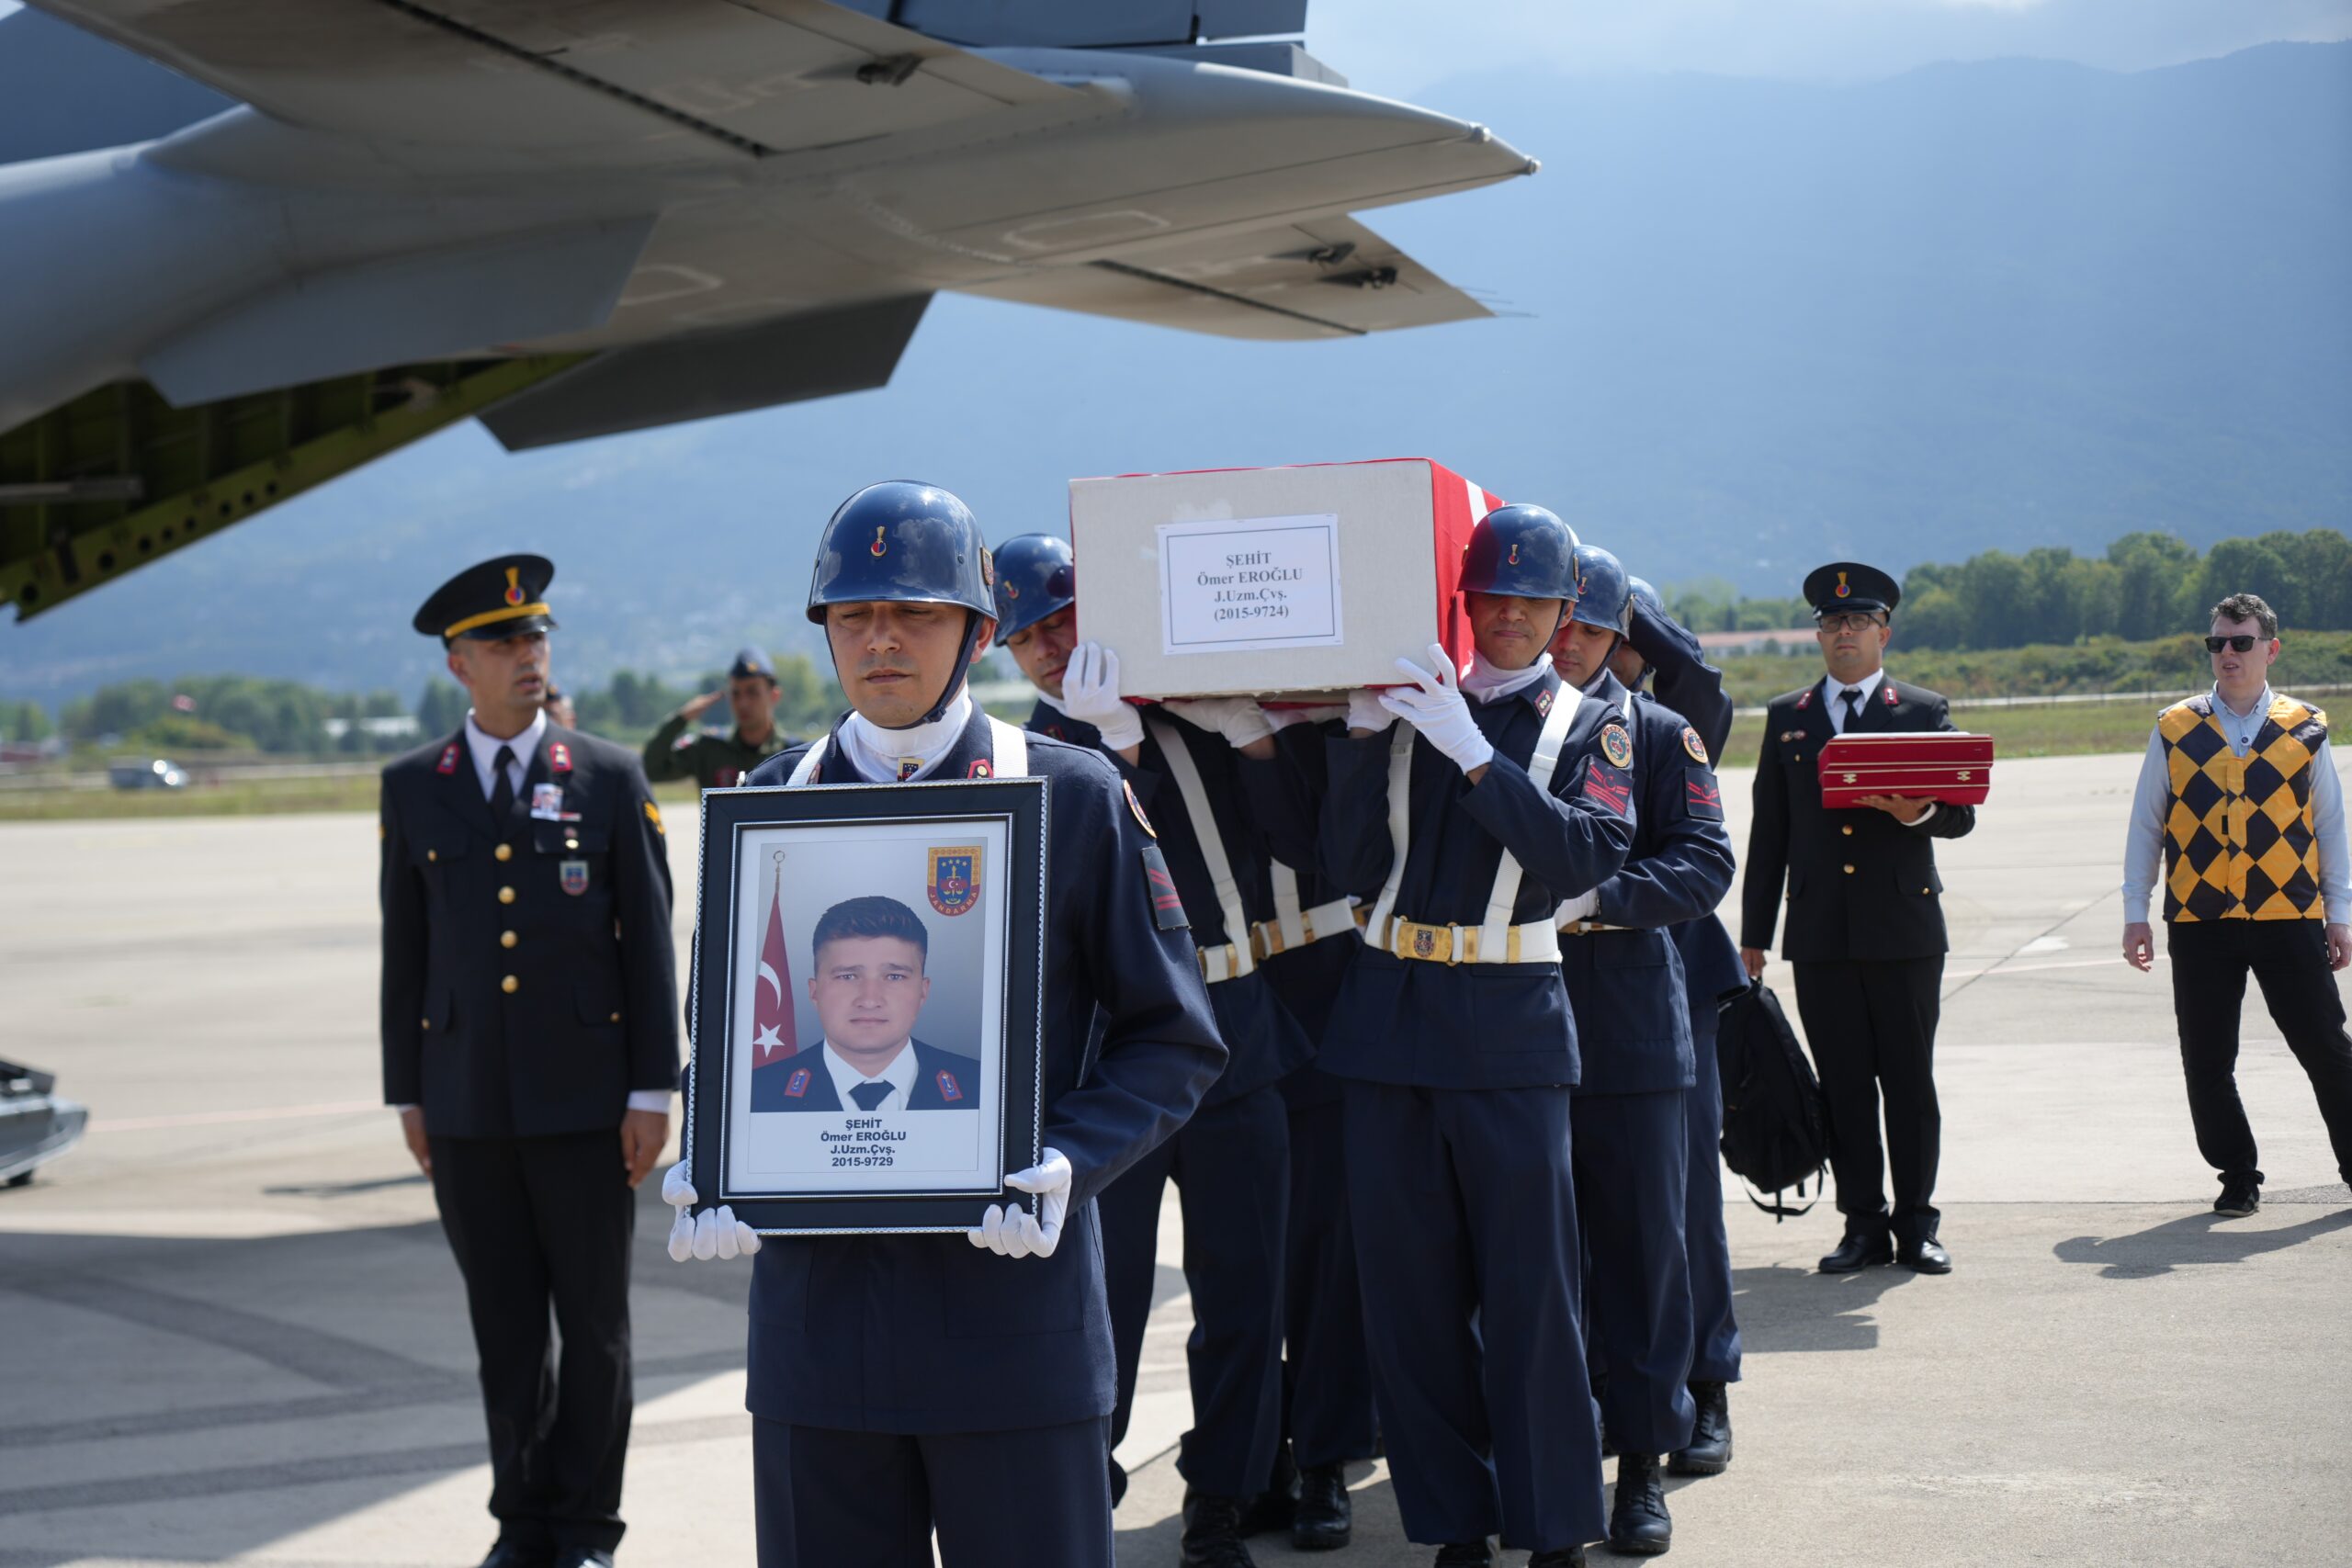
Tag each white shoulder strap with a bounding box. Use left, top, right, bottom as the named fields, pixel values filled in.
left=1268, top=860, right=1307, bottom=952
left=1474, top=683, right=1582, bottom=958
left=987, top=716, right=1029, bottom=777
left=1146, top=716, right=1250, bottom=976
left=1363, top=719, right=1419, bottom=946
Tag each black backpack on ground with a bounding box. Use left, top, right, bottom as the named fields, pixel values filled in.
left=1715, top=981, right=1829, bottom=1220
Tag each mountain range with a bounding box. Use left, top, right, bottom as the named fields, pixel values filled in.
left=5, top=39, right=2346, bottom=707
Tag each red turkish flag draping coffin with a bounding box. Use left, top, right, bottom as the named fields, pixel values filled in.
left=1067, top=458, right=1498, bottom=700
left=1817, top=732, right=1996, bottom=808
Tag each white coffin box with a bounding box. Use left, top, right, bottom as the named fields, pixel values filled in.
left=1068, top=458, right=1500, bottom=699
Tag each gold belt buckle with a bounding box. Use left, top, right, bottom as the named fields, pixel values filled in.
left=1395, top=919, right=1461, bottom=964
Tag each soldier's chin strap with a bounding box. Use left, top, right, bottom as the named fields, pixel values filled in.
left=911, top=609, right=987, bottom=728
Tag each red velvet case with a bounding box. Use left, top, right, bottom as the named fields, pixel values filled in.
left=1817, top=733, right=1995, bottom=808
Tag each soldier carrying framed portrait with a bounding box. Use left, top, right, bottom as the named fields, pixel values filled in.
left=685, top=774, right=1049, bottom=1234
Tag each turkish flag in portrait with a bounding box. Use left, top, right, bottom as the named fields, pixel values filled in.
left=751, top=872, right=796, bottom=1068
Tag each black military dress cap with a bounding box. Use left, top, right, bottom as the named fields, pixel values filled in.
left=1804, top=561, right=1901, bottom=618
left=413, top=555, right=559, bottom=642
left=729, top=646, right=777, bottom=682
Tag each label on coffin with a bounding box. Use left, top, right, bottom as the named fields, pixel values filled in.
left=1158, top=513, right=1343, bottom=656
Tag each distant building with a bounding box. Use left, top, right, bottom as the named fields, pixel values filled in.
left=322, top=716, right=421, bottom=740
left=1696, top=627, right=1817, bottom=656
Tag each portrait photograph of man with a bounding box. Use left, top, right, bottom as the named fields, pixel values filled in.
left=753, top=895, right=983, bottom=1114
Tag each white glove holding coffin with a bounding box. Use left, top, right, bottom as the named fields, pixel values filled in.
left=968, top=1147, right=1072, bottom=1259
left=1346, top=689, right=1393, bottom=735
left=1161, top=696, right=1276, bottom=750
left=1380, top=645, right=1496, bottom=773
left=662, top=1160, right=761, bottom=1261
left=1060, top=644, right=1146, bottom=752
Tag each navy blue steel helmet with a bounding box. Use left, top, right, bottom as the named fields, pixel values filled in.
left=990, top=533, right=1076, bottom=645
left=1627, top=575, right=1664, bottom=625
left=1459, top=504, right=1581, bottom=603
left=1568, top=545, right=1634, bottom=636
left=808, top=480, right=997, bottom=725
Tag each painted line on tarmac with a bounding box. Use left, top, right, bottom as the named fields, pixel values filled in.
left=92, top=1100, right=383, bottom=1133
left=1946, top=954, right=2166, bottom=984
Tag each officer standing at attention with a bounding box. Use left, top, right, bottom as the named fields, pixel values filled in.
left=2120, top=592, right=2352, bottom=1216
left=381, top=556, right=680, bottom=1568
left=641, top=645, right=792, bottom=788
left=992, top=531, right=1312, bottom=1568
left=1607, top=576, right=1747, bottom=1481
left=1740, top=562, right=1975, bottom=1275
left=1548, top=547, right=1736, bottom=1557
left=660, top=485, right=1227, bottom=1568
left=1321, top=503, right=1634, bottom=1568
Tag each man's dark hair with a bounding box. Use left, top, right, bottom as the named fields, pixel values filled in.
left=2211, top=592, right=2278, bottom=638
left=812, top=895, right=929, bottom=967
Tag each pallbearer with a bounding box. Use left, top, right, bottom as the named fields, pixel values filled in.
left=662, top=486, right=1227, bottom=1568
left=1549, top=547, right=1737, bottom=1555
left=994, top=531, right=1311, bottom=1568
left=1319, top=503, right=1634, bottom=1568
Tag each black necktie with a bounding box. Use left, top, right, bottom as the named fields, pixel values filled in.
left=1839, top=687, right=1863, bottom=730
left=488, top=744, right=516, bottom=823
left=849, top=1080, right=894, bottom=1111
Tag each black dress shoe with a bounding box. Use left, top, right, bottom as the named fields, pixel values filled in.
left=1528, top=1550, right=1589, bottom=1567
left=551, top=1551, right=614, bottom=1568
left=1819, top=1228, right=1894, bottom=1273
left=480, top=1544, right=552, bottom=1568
left=1236, top=1441, right=1298, bottom=1537
left=1433, top=1544, right=1494, bottom=1567
left=1181, top=1489, right=1259, bottom=1568
left=1291, top=1463, right=1351, bottom=1551
left=1609, top=1452, right=1672, bottom=1555
left=2215, top=1176, right=2260, bottom=1217
left=1896, top=1235, right=1952, bottom=1273
left=1669, top=1381, right=1733, bottom=1475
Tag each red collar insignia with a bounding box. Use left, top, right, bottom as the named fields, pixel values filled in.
left=1883, top=682, right=1898, bottom=705
left=549, top=742, right=572, bottom=773
left=435, top=742, right=460, bottom=775
left=967, top=758, right=994, bottom=778
left=1795, top=687, right=1814, bottom=709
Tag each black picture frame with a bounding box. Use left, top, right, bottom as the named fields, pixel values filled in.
left=686, top=777, right=1048, bottom=1235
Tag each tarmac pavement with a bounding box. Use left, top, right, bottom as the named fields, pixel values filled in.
left=2, top=749, right=2346, bottom=1568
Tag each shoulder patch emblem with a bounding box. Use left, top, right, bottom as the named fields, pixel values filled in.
left=1600, top=724, right=1634, bottom=770
left=1141, top=843, right=1189, bottom=931
left=643, top=800, right=664, bottom=835
left=549, top=742, right=572, bottom=774
left=435, top=742, right=459, bottom=775
left=967, top=758, right=994, bottom=779
left=1685, top=772, right=1724, bottom=821
left=1125, top=777, right=1157, bottom=839
left=1582, top=761, right=1634, bottom=818
left=935, top=1069, right=965, bottom=1103
left=1681, top=725, right=1709, bottom=764
left=784, top=1067, right=811, bottom=1100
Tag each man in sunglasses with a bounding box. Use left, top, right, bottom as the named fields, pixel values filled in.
left=2120, top=592, right=2352, bottom=1219
left=1739, top=561, right=1976, bottom=1275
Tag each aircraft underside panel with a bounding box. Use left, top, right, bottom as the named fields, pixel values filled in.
left=0, top=358, right=582, bottom=624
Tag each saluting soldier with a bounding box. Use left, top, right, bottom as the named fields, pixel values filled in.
left=381, top=556, right=680, bottom=1568
left=1320, top=503, right=1634, bottom=1568
left=1740, top=562, right=1976, bottom=1276
left=992, top=531, right=1311, bottom=1568
left=661, top=485, right=1227, bottom=1568
left=640, top=646, right=793, bottom=788
left=1609, top=575, right=1748, bottom=1480
left=1548, top=547, right=1737, bottom=1555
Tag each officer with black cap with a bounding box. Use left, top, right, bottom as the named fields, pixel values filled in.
left=381, top=555, right=680, bottom=1568
left=1740, top=561, right=1976, bottom=1275
left=642, top=645, right=792, bottom=789
left=1603, top=573, right=1748, bottom=1481
left=658, top=485, right=1227, bottom=1568
left=993, top=532, right=1312, bottom=1567
left=1318, top=503, right=1634, bottom=1568
left=1547, top=545, right=1736, bottom=1556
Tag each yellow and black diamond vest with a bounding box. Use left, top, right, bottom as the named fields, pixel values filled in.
left=2157, top=693, right=2329, bottom=922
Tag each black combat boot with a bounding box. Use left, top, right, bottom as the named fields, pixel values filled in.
left=1235, top=1441, right=1297, bottom=1537
left=1528, top=1549, right=1589, bottom=1567
left=1608, top=1453, right=1672, bottom=1555
left=1432, top=1543, right=1493, bottom=1567
left=1180, top=1489, right=1259, bottom=1568
left=1291, top=1462, right=1351, bottom=1551
left=1669, top=1381, right=1733, bottom=1475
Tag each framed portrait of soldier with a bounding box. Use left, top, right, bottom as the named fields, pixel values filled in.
left=685, top=777, right=1048, bottom=1234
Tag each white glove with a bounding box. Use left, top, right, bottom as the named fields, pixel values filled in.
left=967, top=1146, right=1072, bottom=1258
left=662, top=1159, right=761, bottom=1262
left=1556, top=888, right=1600, bottom=928
left=1161, top=696, right=1276, bottom=750
left=1266, top=703, right=1347, bottom=731
left=1060, top=643, right=1145, bottom=751
left=1346, top=688, right=1393, bottom=735
left=1379, top=644, right=1495, bottom=773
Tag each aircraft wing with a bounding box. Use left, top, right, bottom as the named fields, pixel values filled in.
left=28, top=0, right=1083, bottom=168
left=961, top=215, right=1492, bottom=340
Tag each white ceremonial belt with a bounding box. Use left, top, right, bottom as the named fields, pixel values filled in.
left=1369, top=914, right=1563, bottom=966
left=1198, top=942, right=1249, bottom=984
left=1559, top=920, right=1636, bottom=936
left=1250, top=898, right=1361, bottom=960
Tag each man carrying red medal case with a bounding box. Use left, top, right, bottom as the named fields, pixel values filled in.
left=1738, top=562, right=1977, bottom=1275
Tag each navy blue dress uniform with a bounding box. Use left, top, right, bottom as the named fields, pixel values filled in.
left=750, top=1039, right=984, bottom=1111
left=1550, top=547, right=1737, bottom=1553
left=381, top=555, right=679, bottom=1564
left=1741, top=563, right=1976, bottom=1269
left=1316, top=505, right=1634, bottom=1559
left=1000, top=532, right=1310, bottom=1528
left=730, top=485, right=1227, bottom=1568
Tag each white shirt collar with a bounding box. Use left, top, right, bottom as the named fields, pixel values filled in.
left=2211, top=682, right=2274, bottom=726
left=1823, top=668, right=1886, bottom=730
left=840, top=690, right=974, bottom=782
left=1460, top=650, right=1553, bottom=705
left=462, top=707, right=546, bottom=798
left=820, top=1038, right=919, bottom=1110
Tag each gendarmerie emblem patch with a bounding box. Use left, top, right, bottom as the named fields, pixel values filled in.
left=927, top=845, right=981, bottom=917
left=1600, top=724, right=1634, bottom=770
left=1682, top=726, right=1709, bottom=763
left=560, top=859, right=589, bottom=896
